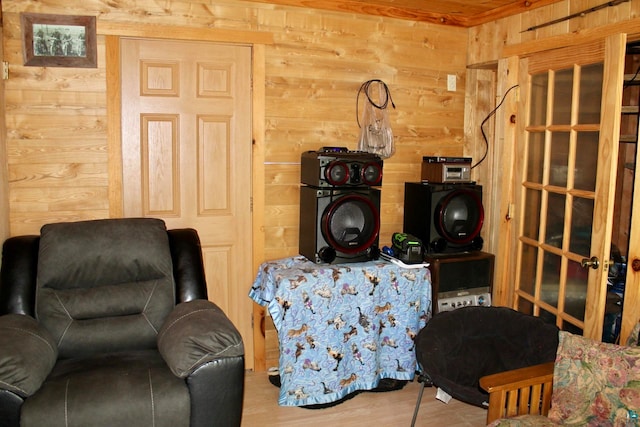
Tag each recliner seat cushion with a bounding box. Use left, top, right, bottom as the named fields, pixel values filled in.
left=35, top=218, right=175, bottom=358
left=20, top=350, right=190, bottom=427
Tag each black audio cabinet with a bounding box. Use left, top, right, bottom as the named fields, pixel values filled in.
left=426, top=251, right=495, bottom=313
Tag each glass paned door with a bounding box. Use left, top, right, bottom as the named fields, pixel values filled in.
left=513, top=35, right=626, bottom=340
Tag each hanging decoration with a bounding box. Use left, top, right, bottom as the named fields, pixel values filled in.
left=356, top=79, right=396, bottom=159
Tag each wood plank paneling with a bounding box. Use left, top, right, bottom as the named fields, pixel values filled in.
left=3, top=0, right=469, bottom=371
left=248, top=0, right=565, bottom=27
left=0, top=25, right=8, bottom=242
left=8, top=0, right=632, bottom=370
left=468, top=0, right=640, bottom=65
left=4, top=1, right=468, bottom=252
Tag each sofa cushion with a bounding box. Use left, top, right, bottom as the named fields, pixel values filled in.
left=626, top=321, right=640, bottom=347
left=36, top=218, right=175, bottom=358
left=488, top=414, right=560, bottom=427
left=0, top=314, right=57, bottom=397
left=20, top=350, right=189, bottom=427
left=158, top=300, right=244, bottom=378
left=547, top=331, right=640, bottom=425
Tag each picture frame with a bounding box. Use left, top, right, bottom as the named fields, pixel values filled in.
left=21, top=13, right=97, bottom=68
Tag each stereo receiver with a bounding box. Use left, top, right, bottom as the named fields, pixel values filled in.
left=426, top=251, right=494, bottom=313
left=421, top=156, right=471, bottom=184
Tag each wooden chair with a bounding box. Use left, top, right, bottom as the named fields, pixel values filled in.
left=410, top=307, right=558, bottom=427
left=481, top=328, right=640, bottom=426
left=480, top=361, right=555, bottom=425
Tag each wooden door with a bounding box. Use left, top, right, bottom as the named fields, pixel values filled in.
left=120, top=38, right=254, bottom=364
left=510, top=35, right=626, bottom=340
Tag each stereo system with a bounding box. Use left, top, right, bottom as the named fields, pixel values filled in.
left=426, top=251, right=495, bottom=313
left=403, top=182, right=484, bottom=254
left=299, top=149, right=485, bottom=263
left=299, top=147, right=383, bottom=264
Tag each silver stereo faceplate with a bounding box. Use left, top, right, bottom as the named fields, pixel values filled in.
left=437, top=291, right=491, bottom=312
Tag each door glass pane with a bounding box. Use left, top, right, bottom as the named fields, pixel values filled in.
left=603, top=294, right=623, bottom=343
left=527, top=132, right=545, bottom=183
left=530, top=73, right=549, bottom=126
left=553, top=68, right=574, bottom=125
left=575, top=132, right=599, bottom=191
left=519, top=243, right=538, bottom=296
left=570, top=197, right=593, bottom=256
left=550, top=132, right=570, bottom=187
left=545, top=192, right=566, bottom=247
left=523, top=188, right=542, bottom=240
left=541, top=251, right=561, bottom=308
left=578, top=63, right=603, bottom=124
left=518, top=298, right=535, bottom=315
left=540, top=307, right=558, bottom=328
left=565, top=259, right=588, bottom=321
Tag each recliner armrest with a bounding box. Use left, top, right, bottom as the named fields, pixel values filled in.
left=0, top=314, right=57, bottom=397
left=0, top=236, right=40, bottom=316
left=158, top=299, right=244, bottom=378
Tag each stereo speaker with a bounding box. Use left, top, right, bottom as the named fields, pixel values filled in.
left=299, top=186, right=380, bottom=264
left=403, top=182, right=484, bottom=254
left=300, top=149, right=383, bottom=188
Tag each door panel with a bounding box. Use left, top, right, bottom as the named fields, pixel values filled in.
left=621, top=142, right=640, bottom=342
left=512, top=35, right=626, bottom=340
left=120, top=38, right=254, bottom=362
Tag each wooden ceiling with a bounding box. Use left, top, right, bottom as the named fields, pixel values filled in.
left=249, top=0, right=566, bottom=27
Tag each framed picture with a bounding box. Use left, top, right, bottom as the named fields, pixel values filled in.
left=21, top=13, right=97, bottom=68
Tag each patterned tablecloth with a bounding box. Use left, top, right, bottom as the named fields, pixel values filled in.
left=249, top=255, right=432, bottom=406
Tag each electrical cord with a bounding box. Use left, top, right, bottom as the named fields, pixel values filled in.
left=474, top=84, right=519, bottom=169
left=624, top=64, right=640, bottom=88
left=356, top=79, right=395, bottom=128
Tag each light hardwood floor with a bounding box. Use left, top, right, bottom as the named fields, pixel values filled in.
left=242, top=370, right=488, bottom=426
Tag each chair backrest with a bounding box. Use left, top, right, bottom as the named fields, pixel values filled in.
left=35, top=218, right=175, bottom=359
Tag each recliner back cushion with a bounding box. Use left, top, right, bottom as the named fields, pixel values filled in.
left=36, top=218, right=175, bottom=358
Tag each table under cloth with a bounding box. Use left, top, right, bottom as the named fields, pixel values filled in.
left=249, top=255, right=432, bottom=407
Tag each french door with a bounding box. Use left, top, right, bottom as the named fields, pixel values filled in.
left=511, top=35, right=626, bottom=341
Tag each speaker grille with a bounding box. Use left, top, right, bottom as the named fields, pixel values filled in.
left=322, top=193, right=380, bottom=254
left=325, top=161, right=349, bottom=186
left=435, top=188, right=484, bottom=244
left=362, top=162, right=383, bottom=186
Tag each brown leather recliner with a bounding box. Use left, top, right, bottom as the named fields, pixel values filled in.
left=0, top=218, right=244, bottom=427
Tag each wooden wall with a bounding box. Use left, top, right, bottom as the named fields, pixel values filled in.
left=468, top=0, right=640, bottom=66
left=0, top=19, right=8, bottom=244
left=3, top=0, right=468, bottom=251
left=6, top=0, right=640, bottom=369
left=3, top=1, right=468, bottom=370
